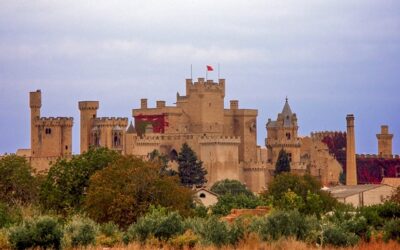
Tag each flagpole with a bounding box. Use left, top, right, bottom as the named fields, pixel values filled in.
left=190, top=64, right=192, bottom=79
left=218, top=63, right=220, bottom=79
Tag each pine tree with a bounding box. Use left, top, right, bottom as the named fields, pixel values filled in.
left=275, top=148, right=291, bottom=174
left=177, top=143, right=207, bottom=187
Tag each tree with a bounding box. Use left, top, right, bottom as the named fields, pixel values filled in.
left=177, top=143, right=207, bottom=187
left=391, top=186, right=400, bottom=204
left=39, top=147, right=119, bottom=214
left=84, top=155, right=194, bottom=228
left=275, top=149, right=291, bottom=174
left=0, top=155, right=37, bottom=205
left=210, top=179, right=253, bottom=197
left=262, top=173, right=337, bottom=216
left=148, top=149, right=177, bottom=176
left=211, top=194, right=266, bottom=216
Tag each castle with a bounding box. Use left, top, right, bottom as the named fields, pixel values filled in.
left=15, top=77, right=399, bottom=192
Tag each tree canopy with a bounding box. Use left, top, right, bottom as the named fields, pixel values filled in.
left=39, top=147, right=120, bottom=214
left=177, top=143, right=207, bottom=187
left=210, top=179, right=253, bottom=197
left=84, top=155, right=194, bottom=228
left=262, top=173, right=337, bottom=216
left=275, top=149, right=291, bottom=174
left=0, top=155, right=37, bottom=205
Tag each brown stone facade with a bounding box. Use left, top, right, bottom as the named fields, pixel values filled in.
left=17, top=77, right=397, bottom=192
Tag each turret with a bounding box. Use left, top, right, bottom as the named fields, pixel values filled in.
left=376, top=125, right=393, bottom=158
left=346, top=114, right=357, bottom=185
left=30, top=90, right=41, bottom=155
left=79, top=101, right=99, bottom=153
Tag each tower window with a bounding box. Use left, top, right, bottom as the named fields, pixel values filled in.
left=45, top=128, right=52, bottom=134
left=286, top=133, right=291, bottom=139
left=287, top=153, right=292, bottom=162
left=65, top=145, right=68, bottom=150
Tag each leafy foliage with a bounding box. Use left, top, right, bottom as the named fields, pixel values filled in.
left=212, top=194, right=266, bottom=216
left=275, top=149, right=291, bottom=174
left=0, top=155, right=37, bottom=205
left=178, top=143, right=207, bottom=187
left=9, top=216, right=63, bottom=250
left=383, top=218, right=400, bottom=243
left=63, top=215, right=97, bottom=248
left=148, top=149, right=177, bottom=176
left=125, top=206, right=184, bottom=242
left=39, top=147, right=119, bottom=214
left=84, top=156, right=193, bottom=228
left=210, top=179, right=253, bottom=197
left=263, top=173, right=338, bottom=216
left=251, top=210, right=318, bottom=242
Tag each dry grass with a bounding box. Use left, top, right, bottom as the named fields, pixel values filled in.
left=67, top=238, right=400, bottom=250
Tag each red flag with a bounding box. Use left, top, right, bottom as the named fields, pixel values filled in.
left=206, top=65, right=214, bottom=71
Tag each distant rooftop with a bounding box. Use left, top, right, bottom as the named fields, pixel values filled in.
left=328, top=184, right=387, bottom=198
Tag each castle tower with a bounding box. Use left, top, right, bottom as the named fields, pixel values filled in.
left=346, top=114, right=357, bottom=185
left=79, top=101, right=99, bottom=153
left=266, top=98, right=301, bottom=168
left=376, top=125, right=393, bottom=158
left=29, top=90, right=41, bottom=156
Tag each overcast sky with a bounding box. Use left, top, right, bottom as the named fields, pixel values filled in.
left=0, top=0, right=399, bottom=155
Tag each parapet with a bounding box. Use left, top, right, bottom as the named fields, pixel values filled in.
left=29, top=90, right=42, bottom=108
left=185, top=78, right=225, bottom=96
left=230, top=100, right=239, bottom=110
left=199, top=135, right=240, bottom=145
left=34, top=117, right=73, bottom=127
left=357, top=154, right=400, bottom=159
left=310, top=131, right=346, bottom=140
left=79, top=101, right=99, bottom=110
left=94, top=117, right=128, bottom=126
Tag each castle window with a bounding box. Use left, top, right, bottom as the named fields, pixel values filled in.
left=93, top=114, right=96, bottom=118
left=199, top=193, right=206, bottom=198
left=45, top=128, right=52, bottom=134
left=65, top=145, right=68, bottom=150
left=286, top=133, right=291, bottom=140
left=287, top=153, right=292, bottom=162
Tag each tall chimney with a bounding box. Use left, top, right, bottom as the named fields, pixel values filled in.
left=346, top=114, right=357, bottom=185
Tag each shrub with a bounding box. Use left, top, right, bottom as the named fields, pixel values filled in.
left=97, top=222, right=122, bottom=248
left=169, top=230, right=198, bottom=249
left=9, top=216, right=63, bottom=250
left=201, top=216, right=230, bottom=246
left=63, top=215, right=97, bottom=248
left=211, top=194, right=266, bottom=216
left=383, top=219, right=400, bottom=243
left=322, top=225, right=359, bottom=247
left=210, top=179, right=254, bottom=197
left=125, top=206, right=184, bottom=243
left=342, top=216, right=371, bottom=241
left=0, top=229, right=10, bottom=249
left=257, top=210, right=317, bottom=241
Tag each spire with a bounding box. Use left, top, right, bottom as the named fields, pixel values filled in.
left=126, top=121, right=136, bottom=134
left=281, top=97, right=293, bottom=116
left=281, top=98, right=294, bottom=127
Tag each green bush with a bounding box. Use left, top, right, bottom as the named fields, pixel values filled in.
left=342, top=216, right=371, bottom=241
left=256, top=210, right=317, bottom=241
left=97, top=223, right=122, bottom=248
left=0, top=203, right=13, bottom=228
left=9, top=216, right=63, bottom=250
left=383, top=219, right=400, bottom=243
left=322, top=225, right=359, bottom=247
left=125, top=206, right=184, bottom=243
left=63, top=215, right=97, bottom=248
left=201, top=216, right=230, bottom=246
left=211, top=194, right=266, bottom=216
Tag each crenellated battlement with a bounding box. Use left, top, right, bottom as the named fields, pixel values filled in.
left=199, top=135, right=240, bottom=145
left=94, top=117, right=128, bottom=126
left=34, top=117, right=73, bottom=127
left=78, top=101, right=99, bottom=110
left=310, top=131, right=346, bottom=140
left=356, top=154, right=400, bottom=159
left=185, top=78, right=225, bottom=95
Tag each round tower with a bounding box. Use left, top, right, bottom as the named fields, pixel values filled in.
left=346, top=114, right=357, bottom=185
left=29, top=90, right=41, bottom=155
left=79, top=101, right=99, bottom=153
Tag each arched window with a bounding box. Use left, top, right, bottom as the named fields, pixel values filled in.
left=199, top=193, right=206, bottom=198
